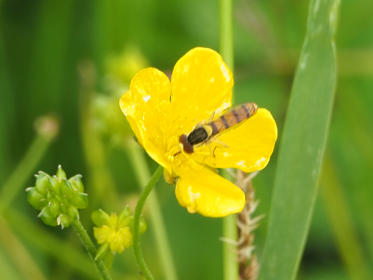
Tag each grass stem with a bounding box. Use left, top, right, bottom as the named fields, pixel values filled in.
left=72, top=219, right=112, bottom=280
left=132, top=165, right=163, bottom=280
left=0, top=134, right=51, bottom=213
left=220, top=0, right=238, bottom=279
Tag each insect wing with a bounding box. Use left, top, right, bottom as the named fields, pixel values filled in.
left=191, top=108, right=277, bottom=173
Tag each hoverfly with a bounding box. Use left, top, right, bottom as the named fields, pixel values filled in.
left=179, top=103, right=258, bottom=153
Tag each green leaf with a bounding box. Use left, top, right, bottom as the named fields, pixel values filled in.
left=259, top=1, right=340, bottom=280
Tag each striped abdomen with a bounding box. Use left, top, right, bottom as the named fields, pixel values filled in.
left=208, top=102, right=258, bottom=137
left=179, top=103, right=258, bottom=153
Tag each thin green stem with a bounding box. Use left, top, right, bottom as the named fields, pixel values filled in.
left=133, top=165, right=163, bottom=280
left=125, top=140, right=178, bottom=280
left=0, top=133, right=51, bottom=213
left=72, top=219, right=112, bottom=280
left=220, top=0, right=234, bottom=71
left=0, top=120, right=56, bottom=280
left=220, top=0, right=238, bottom=280
left=222, top=170, right=238, bottom=280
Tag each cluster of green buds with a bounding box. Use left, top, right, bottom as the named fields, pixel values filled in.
left=26, top=165, right=88, bottom=229
left=90, top=47, right=148, bottom=147
left=91, top=92, right=132, bottom=146
left=105, top=46, right=148, bottom=87
left=92, top=207, right=146, bottom=260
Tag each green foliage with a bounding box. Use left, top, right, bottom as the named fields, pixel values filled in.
left=259, top=1, right=340, bottom=279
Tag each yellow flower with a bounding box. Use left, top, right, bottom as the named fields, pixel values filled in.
left=93, top=213, right=133, bottom=253
left=119, top=47, right=277, bottom=217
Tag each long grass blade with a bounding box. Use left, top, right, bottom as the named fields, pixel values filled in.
left=259, top=1, right=340, bottom=279
left=321, top=154, right=372, bottom=280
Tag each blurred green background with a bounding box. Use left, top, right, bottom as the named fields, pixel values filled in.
left=1, top=0, right=373, bottom=279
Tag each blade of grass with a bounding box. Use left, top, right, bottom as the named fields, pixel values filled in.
left=321, top=154, right=372, bottom=280
left=259, top=1, right=340, bottom=279
left=0, top=217, right=47, bottom=280
left=336, top=88, right=373, bottom=262
left=0, top=27, right=13, bottom=182
left=0, top=250, right=20, bottom=280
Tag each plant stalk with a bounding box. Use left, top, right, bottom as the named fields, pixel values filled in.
left=0, top=134, right=51, bottom=213
left=125, top=140, right=178, bottom=280
left=133, top=165, right=163, bottom=280
left=220, top=0, right=238, bottom=279
left=72, top=219, right=112, bottom=280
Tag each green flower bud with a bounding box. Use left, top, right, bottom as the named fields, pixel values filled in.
left=35, top=172, right=50, bottom=195
left=70, top=192, right=88, bottom=209
left=68, top=175, right=84, bottom=192
left=27, top=166, right=88, bottom=229
left=67, top=206, right=79, bottom=220
left=39, top=206, right=58, bottom=227
left=60, top=181, right=73, bottom=197
left=91, top=209, right=110, bottom=226
left=48, top=199, right=60, bottom=217
left=58, top=214, right=72, bottom=229
left=56, top=165, right=67, bottom=180
left=26, top=188, right=45, bottom=210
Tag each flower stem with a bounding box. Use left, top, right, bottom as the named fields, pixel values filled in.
left=220, top=0, right=238, bottom=279
left=0, top=132, right=52, bottom=213
left=220, top=0, right=234, bottom=83
left=71, top=219, right=112, bottom=280
left=125, top=139, right=178, bottom=280
left=133, top=165, right=163, bottom=280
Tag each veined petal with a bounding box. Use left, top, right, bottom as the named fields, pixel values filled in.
left=119, top=67, right=172, bottom=169
left=175, top=165, right=245, bottom=217
left=170, top=47, right=233, bottom=135
left=191, top=108, right=277, bottom=172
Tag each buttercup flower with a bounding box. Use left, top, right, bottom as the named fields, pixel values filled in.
left=120, top=47, right=277, bottom=217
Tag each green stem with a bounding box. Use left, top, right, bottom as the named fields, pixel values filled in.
left=0, top=134, right=51, bottom=213
left=125, top=140, right=178, bottom=280
left=220, top=0, right=234, bottom=71
left=220, top=0, right=238, bottom=280
left=133, top=165, right=163, bottom=280
left=72, top=219, right=112, bottom=280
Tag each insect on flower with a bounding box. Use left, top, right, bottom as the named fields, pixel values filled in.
left=120, top=47, right=277, bottom=217
left=179, top=103, right=258, bottom=154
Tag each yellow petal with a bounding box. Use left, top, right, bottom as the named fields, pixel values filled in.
left=119, top=67, right=173, bottom=169
left=191, top=108, right=277, bottom=172
left=175, top=165, right=245, bottom=217
left=170, top=47, right=233, bottom=135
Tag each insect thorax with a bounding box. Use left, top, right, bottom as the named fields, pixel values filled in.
left=187, top=127, right=208, bottom=145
